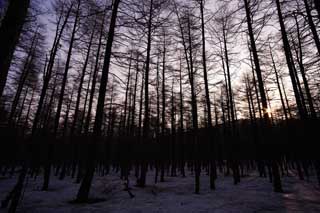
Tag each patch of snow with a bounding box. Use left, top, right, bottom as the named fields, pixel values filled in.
left=1, top=170, right=320, bottom=212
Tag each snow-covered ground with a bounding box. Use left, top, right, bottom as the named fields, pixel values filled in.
left=1, top=170, right=320, bottom=212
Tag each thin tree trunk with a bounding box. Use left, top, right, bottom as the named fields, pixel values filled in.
left=248, top=46, right=262, bottom=119
left=221, top=55, right=231, bottom=126
left=84, top=12, right=106, bottom=135
left=289, top=38, right=307, bottom=116
left=62, top=90, right=74, bottom=138
left=245, top=79, right=254, bottom=122
left=270, top=46, right=288, bottom=120
left=15, top=87, right=29, bottom=126
left=22, top=88, right=35, bottom=135
left=130, top=55, right=139, bottom=135
left=53, top=0, right=80, bottom=136
left=43, top=73, right=58, bottom=130
left=80, top=65, right=94, bottom=134
left=123, top=53, right=133, bottom=133
left=187, top=14, right=200, bottom=194
left=139, top=0, right=154, bottom=188
left=138, top=66, right=144, bottom=139
left=179, top=56, right=184, bottom=132
left=156, top=53, right=160, bottom=139
left=199, top=0, right=212, bottom=128
left=248, top=77, right=257, bottom=122
left=170, top=78, right=176, bottom=177
left=280, top=76, right=292, bottom=118
left=200, top=0, right=216, bottom=189
left=161, top=33, right=166, bottom=138
left=70, top=20, right=96, bottom=136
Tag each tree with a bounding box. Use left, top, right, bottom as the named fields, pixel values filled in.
left=0, top=0, right=31, bottom=98
left=275, top=0, right=306, bottom=120
left=8, top=27, right=44, bottom=126
left=175, top=3, right=201, bottom=193
left=244, top=0, right=282, bottom=192
left=70, top=12, right=97, bottom=136
left=83, top=7, right=107, bottom=135
left=76, top=0, right=121, bottom=202
left=42, top=0, right=81, bottom=191
left=31, top=2, right=73, bottom=137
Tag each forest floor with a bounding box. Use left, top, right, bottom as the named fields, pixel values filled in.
left=1, top=169, right=320, bottom=212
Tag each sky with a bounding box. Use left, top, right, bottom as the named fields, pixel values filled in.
left=4, top=0, right=309, bottom=122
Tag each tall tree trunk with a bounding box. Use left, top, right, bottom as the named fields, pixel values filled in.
left=130, top=55, right=139, bottom=135
left=293, top=14, right=316, bottom=118
left=15, top=87, right=29, bottom=126
left=8, top=30, right=38, bottom=125
left=270, top=46, right=288, bottom=120
left=62, top=90, right=74, bottom=137
left=123, top=53, right=133, bottom=133
left=42, top=1, right=80, bottom=192
left=22, top=87, right=35, bottom=135
left=280, top=76, right=292, bottom=118
left=161, top=34, right=166, bottom=138
left=221, top=55, right=231, bottom=126
left=187, top=14, right=200, bottom=194
left=244, top=0, right=268, bottom=121
left=175, top=3, right=200, bottom=191
left=0, top=0, right=30, bottom=98
left=80, top=64, right=94, bottom=134
left=53, top=0, right=80, bottom=136
left=244, top=0, right=282, bottom=192
left=248, top=77, right=257, bottom=122
left=223, top=30, right=235, bottom=126
left=160, top=31, right=166, bottom=183
left=199, top=0, right=212, bottom=128
left=84, top=12, right=106, bottom=135
left=76, top=0, right=120, bottom=202
left=170, top=78, right=176, bottom=176
left=275, top=0, right=305, bottom=119
left=290, top=38, right=308, bottom=116
left=31, top=5, right=73, bottom=137
left=245, top=78, right=254, bottom=122
left=139, top=0, right=154, bottom=188
left=223, top=26, right=240, bottom=185
left=200, top=0, right=216, bottom=189
left=106, top=84, right=114, bottom=137
left=156, top=53, right=160, bottom=139
left=249, top=47, right=262, bottom=119
left=70, top=20, right=96, bottom=136
left=214, top=94, right=219, bottom=126
left=43, top=73, right=58, bottom=130
left=126, top=82, right=133, bottom=135
left=179, top=56, right=184, bottom=132
left=138, top=66, right=144, bottom=139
